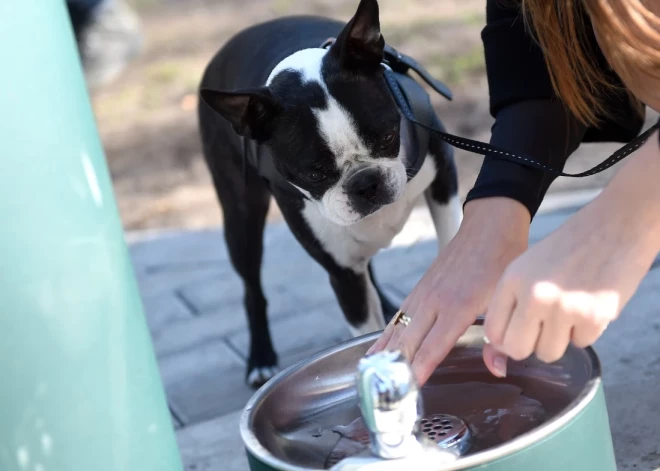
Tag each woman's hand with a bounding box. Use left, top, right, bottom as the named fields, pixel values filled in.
left=482, top=198, right=657, bottom=376
left=367, top=197, right=530, bottom=385
left=483, top=130, right=660, bottom=377
left=369, top=129, right=660, bottom=385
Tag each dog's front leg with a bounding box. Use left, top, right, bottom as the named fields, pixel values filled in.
left=424, top=128, right=463, bottom=254
left=425, top=190, right=463, bottom=254
left=368, top=261, right=399, bottom=323
left=329, top=266, right=388, bottom=337
left=275, top=194, right=390, bottom=339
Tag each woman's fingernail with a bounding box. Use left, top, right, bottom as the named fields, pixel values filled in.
left=493, top=354, right=507, bottom=378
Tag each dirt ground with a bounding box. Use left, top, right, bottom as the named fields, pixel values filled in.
left=94, top=0, right=638, bottom=231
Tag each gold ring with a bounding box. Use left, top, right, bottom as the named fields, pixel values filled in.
left=392, top=309, right=412, bottom=327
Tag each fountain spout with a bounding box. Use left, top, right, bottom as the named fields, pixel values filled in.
left=328, top=350, right=460, bottom=471
left=356, top=350, right=426, bottom=459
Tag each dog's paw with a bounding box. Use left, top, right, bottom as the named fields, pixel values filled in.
left=247, top=366, right=279, bottom=389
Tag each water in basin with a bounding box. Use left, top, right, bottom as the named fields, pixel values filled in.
left=246, top=324, right=592, bottom=470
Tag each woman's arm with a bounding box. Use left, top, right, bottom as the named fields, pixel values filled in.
left=366, top=100, right=588, bottom=383
left=598, top=127, right=660, bottom=248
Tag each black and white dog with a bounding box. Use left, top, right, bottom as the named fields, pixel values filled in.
left=198, top=0, right=462, bottom=388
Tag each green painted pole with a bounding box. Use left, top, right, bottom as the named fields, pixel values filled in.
left=0, top=2, right=183, bottom=471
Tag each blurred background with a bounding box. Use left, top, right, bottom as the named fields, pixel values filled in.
left=89, top=0, right=626, bottom=234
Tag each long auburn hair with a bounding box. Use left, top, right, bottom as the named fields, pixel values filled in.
left=520, top=0, right=660, bottom=126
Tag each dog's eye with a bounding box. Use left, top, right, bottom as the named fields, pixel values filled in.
left=307, top=171, right=326, bottom=183
left=380, top=131, right=397, bottom=148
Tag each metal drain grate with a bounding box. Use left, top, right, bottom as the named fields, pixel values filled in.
left=420, top=414, right=471, bottom=456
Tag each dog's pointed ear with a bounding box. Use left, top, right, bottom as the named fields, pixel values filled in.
left=330, top=0, right=384, bottom=72
left=199, top=87, right=282, bottom=140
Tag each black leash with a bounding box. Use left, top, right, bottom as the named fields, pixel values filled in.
left=380, top=45, right=660, bottom=178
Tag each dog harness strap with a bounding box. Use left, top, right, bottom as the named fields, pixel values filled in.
left=383, top=44, right=453, bottom=102
left=390, top=71, right=433, bottom=180
left=384, top=69, right=660, bottom=177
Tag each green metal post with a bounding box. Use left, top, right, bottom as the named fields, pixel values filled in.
left=0, top=2, right=183, bottom=471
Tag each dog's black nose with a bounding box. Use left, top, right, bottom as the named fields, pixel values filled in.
left=344, top=168, right=394, bottom=212
left=346, top=168, right=382, bottom=201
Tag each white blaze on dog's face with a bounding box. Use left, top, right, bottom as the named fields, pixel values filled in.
left=199, top=0, right=408, bottom=226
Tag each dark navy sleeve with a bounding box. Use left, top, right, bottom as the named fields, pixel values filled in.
left=464, top=0, right=587, bottom=218
left=464, top=100, right=587, bottom=218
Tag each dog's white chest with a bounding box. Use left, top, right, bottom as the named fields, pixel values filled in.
left=301, top=157, right=436, bottom=270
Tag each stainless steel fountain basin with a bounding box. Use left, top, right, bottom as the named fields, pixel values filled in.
left=241, top=321, right=617, bottom=471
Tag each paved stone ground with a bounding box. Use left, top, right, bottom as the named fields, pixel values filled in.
left=127, top=193, right=660, bottom=471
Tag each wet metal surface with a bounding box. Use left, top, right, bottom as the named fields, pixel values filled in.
left=242, top=322, right=600, bottom=470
